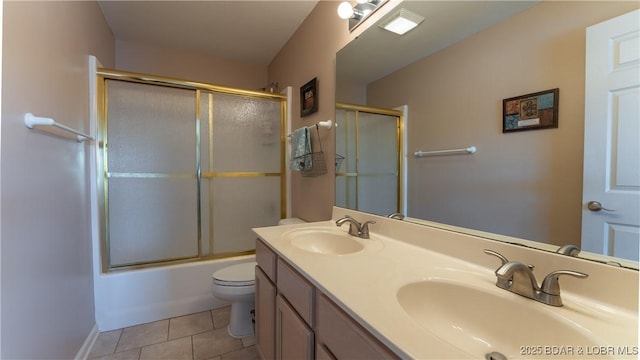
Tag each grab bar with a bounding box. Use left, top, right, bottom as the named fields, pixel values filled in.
left=24, top=113, right=93, bottom=142
left=414, top=146, right=476, bottom=158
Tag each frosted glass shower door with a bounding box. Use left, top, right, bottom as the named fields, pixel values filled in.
left=335, top=108, right=357, bottom=208
left=335, top=106, right=400, bottom=216
left=357, top=112, right=399, bottom=215
left=105, top=80, right=199, bottom=267
left=200, top=92, right=283, bottom=255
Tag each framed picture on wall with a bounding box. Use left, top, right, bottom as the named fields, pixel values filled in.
left=503, top=88, right=559, bottom=132
left=300, top=77, right=318, bottom=117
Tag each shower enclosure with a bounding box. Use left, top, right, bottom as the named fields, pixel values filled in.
left=335, top=103, right=403, bottom=216
left=97, top=69, right=286, bottom=271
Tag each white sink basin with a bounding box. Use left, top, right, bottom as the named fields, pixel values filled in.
left=397, top=280, right=604, bottom=359
left=283, top=228, right=365, bottom=255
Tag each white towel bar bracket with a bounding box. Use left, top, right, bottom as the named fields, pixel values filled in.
left=24, top=113, right=93, bottom=142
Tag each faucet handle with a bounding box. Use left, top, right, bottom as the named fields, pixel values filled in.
left=484, top=249, right=509, bottom=266
left=541, top=270, right=588, bottom=296
left=484, top=249, right=535, bottom=271
left=360, top=220, right=376, bottom=239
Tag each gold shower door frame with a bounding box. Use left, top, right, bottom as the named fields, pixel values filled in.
left=97, top=69, right=287, bottom=272
left=335, top=102, right=403, bottom=214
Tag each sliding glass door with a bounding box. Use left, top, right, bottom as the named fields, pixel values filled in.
left=99, top=71, right=285, bottom=270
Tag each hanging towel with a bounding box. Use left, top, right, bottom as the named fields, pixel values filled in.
left=290, top=127, right=312, bottom=171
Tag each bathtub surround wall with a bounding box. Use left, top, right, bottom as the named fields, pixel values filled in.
left=1, top=2, right=115, bottom=359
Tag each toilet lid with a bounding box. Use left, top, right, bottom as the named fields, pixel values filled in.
left=212, top=261, right=257, bottom=286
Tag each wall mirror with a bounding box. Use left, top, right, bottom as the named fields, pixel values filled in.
left=335, top=0, right=639, bottom=269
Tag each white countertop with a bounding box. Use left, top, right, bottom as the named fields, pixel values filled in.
left=253, top=209, right=639, bottom=359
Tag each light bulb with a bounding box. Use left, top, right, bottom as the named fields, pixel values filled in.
left=337, top=2, right=354, bottom=19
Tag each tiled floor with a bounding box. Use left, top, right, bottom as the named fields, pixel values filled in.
left=88, top=306, right=259, bottom=360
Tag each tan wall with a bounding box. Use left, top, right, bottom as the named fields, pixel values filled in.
left=269, top=0, right=400, bottom=221
left=366, top=1, right=639, bottom=245
left=1, top=1, right=115, bottom=358
left=116, top=39, right=268, bottom=90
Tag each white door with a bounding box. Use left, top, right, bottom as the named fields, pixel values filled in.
left=582, top=9, right=640, bottom=261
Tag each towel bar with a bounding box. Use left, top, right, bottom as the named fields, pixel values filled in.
left=414, top=146, right=476, bottom=158
left=24, top=113, right=93, bottom=142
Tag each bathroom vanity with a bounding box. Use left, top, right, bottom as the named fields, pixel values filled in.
left=253, top=207, right=638, bottom=359
left=255, top=237, right=397, bottom=359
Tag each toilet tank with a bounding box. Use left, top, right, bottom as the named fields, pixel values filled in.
left=278, top=218, right=306, bottom=226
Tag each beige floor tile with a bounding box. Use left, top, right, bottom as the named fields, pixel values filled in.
left=193, top=328, right=243, bottom=360
left=169, top=311, right=213, bottom=340
left=91, top=348, right=141, bottom=360
left=89, top=329, right=122, bottom=358
left=220, top=346, right=259, bottom=360
left=211, top=306, right=231, bottom=329
left=116, top=320, right=169, bottom=352
left=241, top=335, right=255, bottom=347
left=140, top=336, right=192, bottom=360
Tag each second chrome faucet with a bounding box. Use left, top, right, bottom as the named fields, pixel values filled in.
left=336, top=215, right=376, bottom=239
left=484, top=249, right=588, bottom=306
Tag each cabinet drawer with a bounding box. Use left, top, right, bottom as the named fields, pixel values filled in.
left=277, top=259, right=314, bottom=326
left=256, top=238, right=277, bottom=281
left=316, top=293, right=398, bottom=359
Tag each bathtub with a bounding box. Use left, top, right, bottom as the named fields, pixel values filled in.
left=94, top=255, right=255, bottom=331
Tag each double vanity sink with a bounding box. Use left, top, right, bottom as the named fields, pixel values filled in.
left=282, top=226, right=384, bottom=255
left=283, top=228, right=367, bottom=255
left=253, top=209, right=638, bottom=359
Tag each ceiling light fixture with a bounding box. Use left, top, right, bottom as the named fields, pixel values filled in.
left=379, top=8, right=424, bottom=35
left=337, top=2, right=360, bottom=20
left=337, top=0, right=385, bottom=31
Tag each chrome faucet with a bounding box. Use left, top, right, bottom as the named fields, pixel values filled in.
left=335, top=215, right=376, bottom=239
left=484, top=249, right=588, bottom=306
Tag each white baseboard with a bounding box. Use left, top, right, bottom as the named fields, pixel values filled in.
left=75, top=324, right=99, bottom=360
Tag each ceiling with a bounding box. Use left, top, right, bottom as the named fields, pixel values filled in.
left=98, top=0, right=319, bottom=66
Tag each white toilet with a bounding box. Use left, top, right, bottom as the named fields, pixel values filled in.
left=211, top=217, right=306, bottom=338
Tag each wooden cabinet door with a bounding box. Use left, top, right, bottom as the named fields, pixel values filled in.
left=316, top=294, right=398, bottom=359
left=276, top=294, right=314, bottom=360
left=316, top=344, right=337, bottom=360
left=256, top=266, right=276, bottom=360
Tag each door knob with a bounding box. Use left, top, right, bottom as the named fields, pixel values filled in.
left=587, top=201, right=614, bottom=212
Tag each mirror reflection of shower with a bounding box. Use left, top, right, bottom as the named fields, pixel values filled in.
left=335, top=103, right=403, bottom=216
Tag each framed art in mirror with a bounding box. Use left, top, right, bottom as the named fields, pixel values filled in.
left=503, top=88, right=559, bottom=133
left=301, top=77, right=318, bottom=117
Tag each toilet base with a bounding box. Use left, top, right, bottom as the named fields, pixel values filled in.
left=227, top=300, right=255, bottom=338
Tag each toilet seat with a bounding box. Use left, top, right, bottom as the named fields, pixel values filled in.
left=212, top=261, right=256, bottom=287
